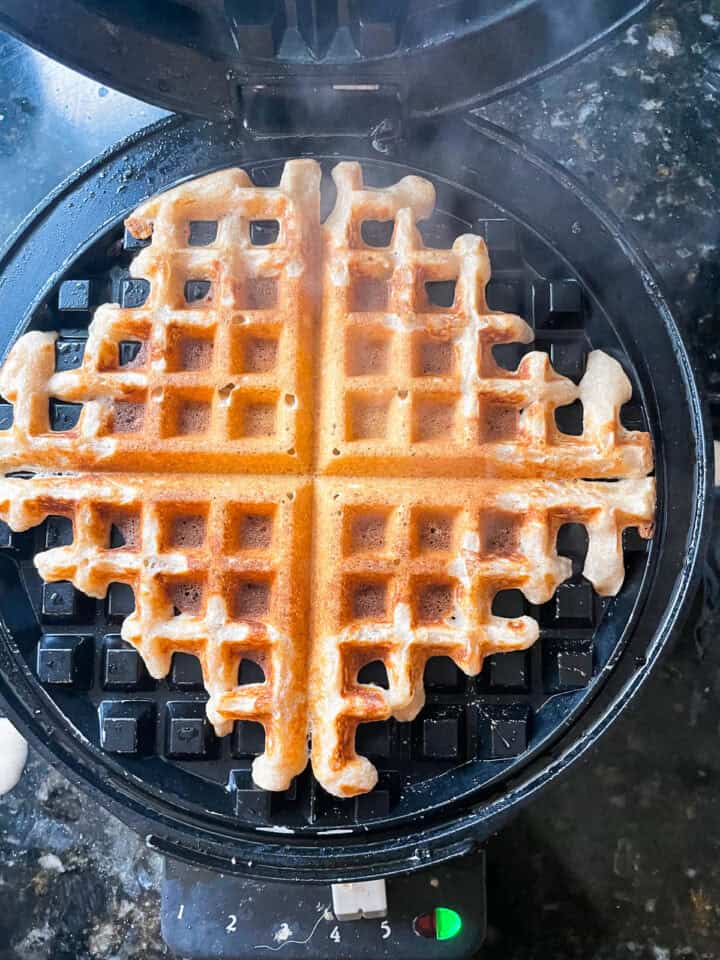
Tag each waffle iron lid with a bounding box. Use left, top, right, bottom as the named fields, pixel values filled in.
left=0, top=0, right=650, bottom=122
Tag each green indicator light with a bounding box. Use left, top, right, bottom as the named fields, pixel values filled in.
left=434, top=907, right=462, bottom=941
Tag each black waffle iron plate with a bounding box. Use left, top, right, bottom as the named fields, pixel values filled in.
left=0, top=1, right=712, bottom=958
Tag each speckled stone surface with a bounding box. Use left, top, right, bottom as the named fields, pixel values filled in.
left=1, top=3, right=719, bottom=958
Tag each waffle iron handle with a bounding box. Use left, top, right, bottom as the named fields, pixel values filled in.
left=159, top=849, right=487, bottom=958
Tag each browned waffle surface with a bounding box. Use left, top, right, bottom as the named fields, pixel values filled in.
left=310, top=477, right=654, bottom=796
left=0, top=162, right=320, bottom=473
left=318, top=162, right=652, bottom=478
left=0, top=160, right=656, bottom=798
left=0, top=473, right=311, bottom=791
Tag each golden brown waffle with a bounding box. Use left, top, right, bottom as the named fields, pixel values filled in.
left=0, top=473, right=311, bottom=791
left=0, top=160, right=656, bottom=798
left=0, top=162, right=320, bottom=474
left=310, top=477, right=654, bottom=796
left=319, top=162, right=652, bottom=478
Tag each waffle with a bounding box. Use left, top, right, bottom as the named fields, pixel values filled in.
left=310, top=477, right=654, bottom=796
left=0, top=161, right=320, bottom=474
left=319, top=162, right=652, bottom=478
left=0, top=160, right=656, bottom=799
left=0, top=473, right=311, bottom=792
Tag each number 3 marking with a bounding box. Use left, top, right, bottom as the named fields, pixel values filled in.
left=226, top=914, right=238, bottom=933
left=381, top=920, right=391, bottom=939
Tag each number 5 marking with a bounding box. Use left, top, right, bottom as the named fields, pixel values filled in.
left=381, top=920, right=391, bottom=939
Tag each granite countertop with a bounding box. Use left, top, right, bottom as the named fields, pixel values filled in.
left=1, top=2, right=719, bottom=957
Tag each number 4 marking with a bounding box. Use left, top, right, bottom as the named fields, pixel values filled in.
left=330, top=926, right=341, bottom=943
left=381, top=920, right=391, bottom=939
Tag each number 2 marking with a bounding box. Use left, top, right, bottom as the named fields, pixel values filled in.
left=330, top=926, right=341, bottom=943
left=226, top=914, right=238, bottom=933
left=381, top=921, right=391, bottom=939
left=177, top=904, right=184, bottom=920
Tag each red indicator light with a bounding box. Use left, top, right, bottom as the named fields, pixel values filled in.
left=414, top=912, right=436, bottom=938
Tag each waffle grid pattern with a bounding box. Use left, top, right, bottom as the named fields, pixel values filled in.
left=0, top=163, right=320, bottom=473
left=0, top=475, right=311, bottom=791
left=310, top=477, right=653, bottom=795
left=0, top=160, right=655, bottom=804
left=319, top=163, right=652, bottom=478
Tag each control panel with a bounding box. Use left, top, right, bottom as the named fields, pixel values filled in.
left=161, top=850, right=486, bottom=959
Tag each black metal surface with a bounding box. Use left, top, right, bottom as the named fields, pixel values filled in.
left=0, top=0, right=652, bottom=122
left=0, top=114, right=709, bottom=882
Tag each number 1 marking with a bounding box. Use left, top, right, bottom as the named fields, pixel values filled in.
left=177, top=904, right=184, bottom=920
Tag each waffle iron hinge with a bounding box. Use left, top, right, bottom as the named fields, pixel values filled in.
left=233, top=80, right=405, bottom=151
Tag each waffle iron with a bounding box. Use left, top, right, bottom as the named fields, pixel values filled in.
left=0, top=2, right=711, bottom=957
